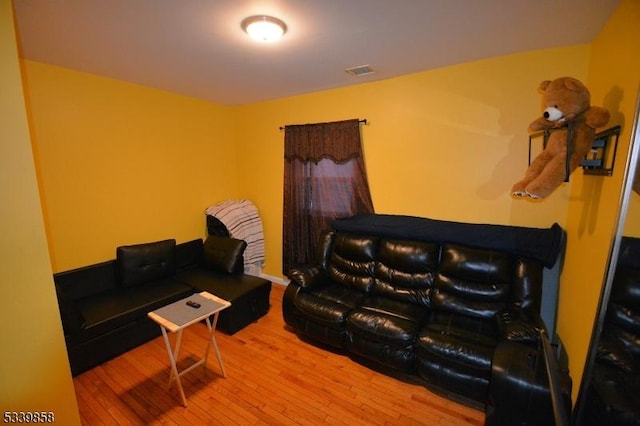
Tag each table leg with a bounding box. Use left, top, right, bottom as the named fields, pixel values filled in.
left=159, top=326, right=188, bottom=407
left=168, top=328, right=184, bottom=387
left=204, top=313, right=227, bottom=378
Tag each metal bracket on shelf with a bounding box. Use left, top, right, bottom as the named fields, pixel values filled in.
left=527, top=124, right=621, bottom=182
left=582, top=125, right=621, bottom=176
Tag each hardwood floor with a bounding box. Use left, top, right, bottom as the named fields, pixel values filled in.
left=73, top=284, right=485, bottom=425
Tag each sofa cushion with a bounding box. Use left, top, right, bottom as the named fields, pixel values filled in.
left=598, top=335, right=638, bottom=374
left=438, top=243, right=512, bottom=283
left=416, top=311, right=498, bottom=402
left=328, top=233, right=379, bottom=293
left=431, top=244, right=512, bottom=319
left=610, top=268, right=640, bottom=325
left=66, top=315, right=162, bottom=376
left=176, top=267, right=271, bottom=334
left=294, top=283, right=367, bottom=330
left=417, top=311, right=498, bottom=374
left=117, top=239, right=176, bottom=288
left=346, top=296, right=428, bottom=373
left=288, top=283, right=367, bottom=349
left=74, top=277, right=193, bottom=343
left=347, top=296, right=429, bottom=346
left=295, top=294, right=353, bottom=330
left=54, top=260, right=118, bottom=300
left=203, top=235, right=247, bottom=275
left=373, top=239, right=438, bottom=306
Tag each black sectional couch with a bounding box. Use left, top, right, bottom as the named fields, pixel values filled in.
left=282, top=214, right=567, bottom=413
left=54, top=236, right=271, bottom=376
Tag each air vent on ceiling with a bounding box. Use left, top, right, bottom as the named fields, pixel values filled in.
left=345, top=64, right=375, bottom=77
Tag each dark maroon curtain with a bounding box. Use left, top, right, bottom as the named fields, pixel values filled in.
left=283, top=119, right=374, bottom=276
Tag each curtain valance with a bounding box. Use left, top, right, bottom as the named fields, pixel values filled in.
left=284, top=118, right=362, bottom=163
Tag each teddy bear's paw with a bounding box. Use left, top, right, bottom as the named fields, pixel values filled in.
left=526, top=191, right=542, bottom=199
left=511, top=182, right=528, bottom=198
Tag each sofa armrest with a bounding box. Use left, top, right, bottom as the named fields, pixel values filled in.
left=289, top=265, right=328, bottom=290
left=488, top=341, right=572, bottom=425
left=496, top=307, right=546, bottom=345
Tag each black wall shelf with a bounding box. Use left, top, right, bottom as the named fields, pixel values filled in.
left=582, top=125, right=621, bottom=176
left=528, top=124, right=621, bottom=181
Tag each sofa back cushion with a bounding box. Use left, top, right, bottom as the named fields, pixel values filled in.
left=117, top=239, right=176, bottom=288
left=54, top=260, right=118, bottom=300
left=373, top=239, right=439, bottom=307
left=203, top=235, right=247, bottom=274
left=510, top=257, right=543, bottom=311
left=328, top=233, right=379, bottom=293
left=175, top=238, right=204, bottom=271
left=432, top=243, right=513, bottom=320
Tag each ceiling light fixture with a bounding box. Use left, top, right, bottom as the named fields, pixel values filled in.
left=241, top=15, right=287, bottom=42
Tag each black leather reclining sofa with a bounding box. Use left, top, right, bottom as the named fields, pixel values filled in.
left=283, top=214, right=566, bottom=411
left=54, top=236, right=271, bottom=376
left=582, top=236, right=640, bottom=425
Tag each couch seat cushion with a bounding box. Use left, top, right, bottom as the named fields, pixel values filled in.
left=75, top=277, right=193, bottom=343
left=176, top=268, right=272, bottom=334
left=346, top=296, right=429, bottom=373
left=294, top=283, right=366, bottom=330
left=415, top=311, right=498, bottom=403
left=347, top=296, right=429, bottom=346
left=417, top=311, right=498, bottom=377
left=178, top=268, right=266, bottom=300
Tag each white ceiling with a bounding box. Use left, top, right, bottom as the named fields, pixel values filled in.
left=13, top=0, right=620, bottom=106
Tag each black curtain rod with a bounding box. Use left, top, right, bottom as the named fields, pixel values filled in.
left=279, top=119, right=368, bottom=131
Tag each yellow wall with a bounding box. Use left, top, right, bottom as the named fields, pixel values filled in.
left=23, top=62, right=239, bottom=272
left=0, top=3, right=80, bottom=423
left=235, top=46, right=590, bottom=278
left=560, top=0, right=640, bottom=398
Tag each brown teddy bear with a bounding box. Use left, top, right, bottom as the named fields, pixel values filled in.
left=512, top=77, right=610, bottom=199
